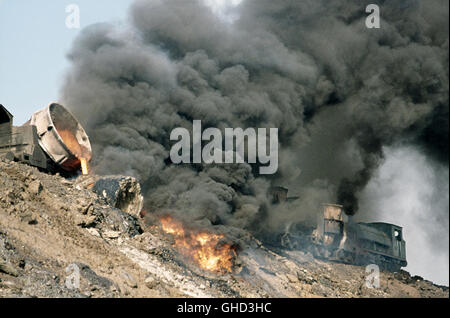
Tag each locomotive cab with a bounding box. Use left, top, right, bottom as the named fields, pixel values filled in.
left=363, top=223, right=406, bottom=261
left=355, top=222, right=407, bottom=271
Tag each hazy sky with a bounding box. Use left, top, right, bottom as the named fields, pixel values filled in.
left=0, top=0, right=133, bottom=125
left=0, top=0, right=238, bottom=125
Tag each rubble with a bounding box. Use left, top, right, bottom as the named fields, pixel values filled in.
left=78, top=175, right=144, bottom=217
left=0, top=158, right=448, bottom=298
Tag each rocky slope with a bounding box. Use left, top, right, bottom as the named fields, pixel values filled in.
left=0, top=159, right=448, bottom=298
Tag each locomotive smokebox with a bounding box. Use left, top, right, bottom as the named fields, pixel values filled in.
left=29, top=103, right=92, bottom=172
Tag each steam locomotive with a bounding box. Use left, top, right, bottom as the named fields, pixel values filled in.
left=271, top=187, right=407, bottom=272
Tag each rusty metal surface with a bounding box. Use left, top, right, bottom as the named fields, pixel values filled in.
left=29, top=103, right=92, bottom=171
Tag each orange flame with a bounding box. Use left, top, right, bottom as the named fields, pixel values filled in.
left=159, top=216, right=236, bottom=273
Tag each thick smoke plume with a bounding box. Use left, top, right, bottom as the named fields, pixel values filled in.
left=61, top=0, right=448, bottom=241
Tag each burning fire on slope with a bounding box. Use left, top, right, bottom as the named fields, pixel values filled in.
left=159, top=216, right=237, bottom=273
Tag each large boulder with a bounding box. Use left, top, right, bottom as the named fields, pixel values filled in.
left=92, top=176, right=144, bottom=217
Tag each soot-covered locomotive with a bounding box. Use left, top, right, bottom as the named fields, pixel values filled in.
left=272, top=187, right=407, bottom=272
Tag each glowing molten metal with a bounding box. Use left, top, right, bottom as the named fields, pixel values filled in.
left=80, top=158, right=89, bottom=175
left=58, top=129, right=89, bottom=175
left=160, top=216, right=236, bottom=273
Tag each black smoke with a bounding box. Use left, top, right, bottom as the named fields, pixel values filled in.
left=61, top=0, right=448, bottom=236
